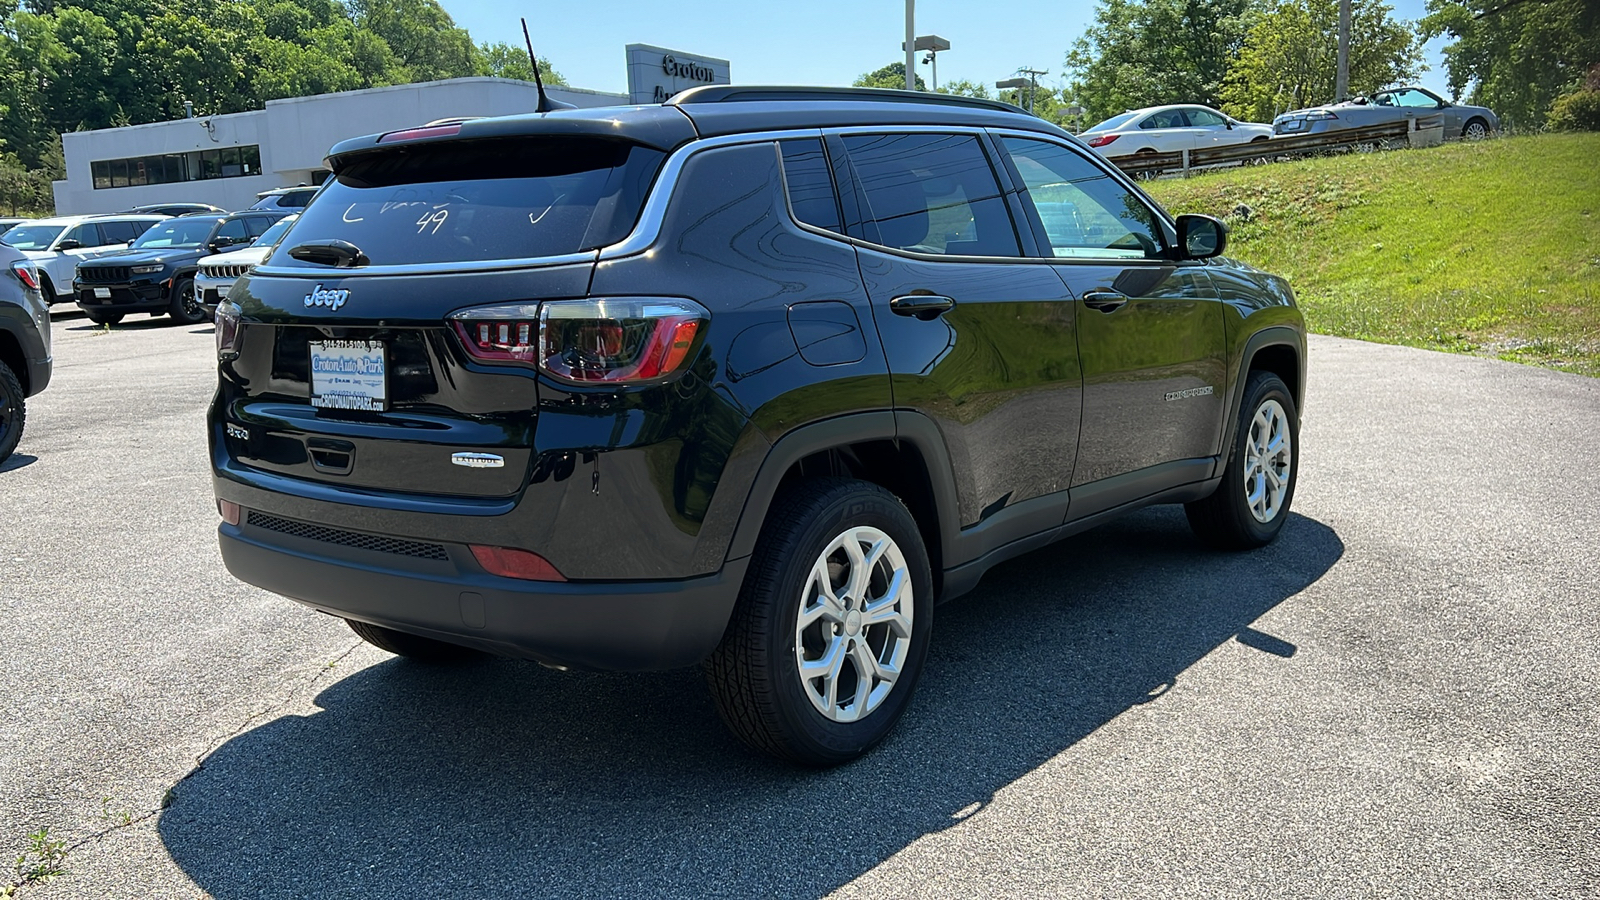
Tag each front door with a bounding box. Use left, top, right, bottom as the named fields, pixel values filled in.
left=994, top=135, right=1227, bottom=506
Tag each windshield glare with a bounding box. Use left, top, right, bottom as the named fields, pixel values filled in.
left=2, top=224, right=67, bottom=251
left=252, top=217, right=295, bottom=247
left=132, top=218, right=219, bottom=249
left=1085, top=112, right=1139, bottom=133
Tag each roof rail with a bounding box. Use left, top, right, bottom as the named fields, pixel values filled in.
left=667, top=85, right=1024, bottom=115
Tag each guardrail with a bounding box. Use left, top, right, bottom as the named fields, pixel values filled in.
left=1107, top=114, right=1444, bottom=178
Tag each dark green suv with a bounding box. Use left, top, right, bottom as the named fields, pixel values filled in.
left=0, top=241, right=49, bottom=465
left=211, top=86, right=1305, bottom=765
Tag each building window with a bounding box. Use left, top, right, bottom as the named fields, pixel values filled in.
left=89, top=145, right=262, bottom=189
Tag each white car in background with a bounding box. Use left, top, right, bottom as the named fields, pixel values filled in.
left=1080, top=104, right=1274, bottom=156
left=0, top=214, right=169, bottom=304
left=195, top=214, right=297, bottom=317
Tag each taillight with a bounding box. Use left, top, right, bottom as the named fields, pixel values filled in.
left=470, top=545, right=566, bottom=581
left=218, top=500, right=241, bottom=525
left=1086, top=133, right=1121, bottom=148
left=451, top=298, right=708, bottom=385
left=216, top=299, right=244, bottom=361
left=10, top=260, right=40, bottom=291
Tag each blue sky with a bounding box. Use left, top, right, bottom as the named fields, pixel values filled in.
left=437, top=0, right=1451, bottom=101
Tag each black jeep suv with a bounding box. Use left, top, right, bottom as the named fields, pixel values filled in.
left=211, top=87, right=1305, bottom=765
left=74, top=210, right=290, bottom=326
left=0, top=242, right=48, bottom=465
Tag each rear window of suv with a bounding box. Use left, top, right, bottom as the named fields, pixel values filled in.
left=267, top=136, right=667, bottom=268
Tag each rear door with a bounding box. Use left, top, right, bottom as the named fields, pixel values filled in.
left=833, top=129, right=1082, bottom=534
left=994, top=134, right=1226, bottom=509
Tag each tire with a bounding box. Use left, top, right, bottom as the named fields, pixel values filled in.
left=0, top=361, right=24, bottom=466
left=1462, top=118, right=1489, bottom=140
left=345, top=618, right=482, bottom=662
left=85, top=311, right=123, bottom=326
left=1185, top=371, right=1299, bottom=550
left=38, top=274, right=58, bottom=306
left=167, top=275, right=206, bottom=325
left=706, top=477, right=933, bottom=766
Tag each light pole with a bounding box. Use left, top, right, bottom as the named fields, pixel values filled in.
left=904, top=35, right=951, bottom=92
left=1336, top=0, right=1351, bottom=101
left=996, top=77, right=1029, bottom=110
left=904, top=0, right=916, bottom=91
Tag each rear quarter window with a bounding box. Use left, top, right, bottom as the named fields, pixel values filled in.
left=268, top=137, right=666, bottom=268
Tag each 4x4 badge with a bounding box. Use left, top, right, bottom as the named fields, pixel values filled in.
left=451, top=452, right=505, bottom=469
left=304, top=284, right=350, bottom=311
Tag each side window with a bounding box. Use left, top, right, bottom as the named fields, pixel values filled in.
left=99, top=221, right=140, bottom=244
left=214, top=218, right=251, bottom=244
left=1000, top=137, right=1166, bottom=260
left=779, top=139, right=843, bottom=234
left=1395, top=89, right=1439, bottom=108
left=243, top=217, right=273, bottom=238
left=1141, top=110, right=1186, bottom=129
left=130, top=220, right=160, bottom=239
left=842, top=133, right=1019, bottom=257
left=65, top=224, right=101, bottom=247
left=1187, top=108, right=1227, bottom=128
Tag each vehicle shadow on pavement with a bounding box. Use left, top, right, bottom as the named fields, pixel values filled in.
left=158, top=506, right=1342, bottom=899
left=0, top=453, right=36, bottom=473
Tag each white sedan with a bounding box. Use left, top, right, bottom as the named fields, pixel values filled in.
left=1080, top=105, right=1273, bottom=156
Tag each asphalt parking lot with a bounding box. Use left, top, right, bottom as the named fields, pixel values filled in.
left=2, top=310, right=1596, bottom=898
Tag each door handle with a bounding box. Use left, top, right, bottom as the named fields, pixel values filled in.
left=889, top=294, right=956, bottom=320
left=1082, top=290, right=1129, bottom=313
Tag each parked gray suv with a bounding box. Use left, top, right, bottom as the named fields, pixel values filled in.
left=0, top=242, right=50, bottom=464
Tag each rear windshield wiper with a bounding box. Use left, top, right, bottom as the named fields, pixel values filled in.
left=288, top=240, right=369, bottom=268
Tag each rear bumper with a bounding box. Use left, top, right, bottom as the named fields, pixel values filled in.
left=219, top=514, right=746, bottom=671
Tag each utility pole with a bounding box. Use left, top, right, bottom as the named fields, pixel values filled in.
left=905, top=0, right=916, bottom=90
left=1019, top=67, right=1047, bottom=113
left=1336, top=0, right=1350, bottom=101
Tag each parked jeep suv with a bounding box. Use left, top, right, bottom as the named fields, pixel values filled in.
left=74, top=210, right=290, bottom=325
left=0, top=242, right=49, bottom=465
left=211, top=87, right=1305, bottom=765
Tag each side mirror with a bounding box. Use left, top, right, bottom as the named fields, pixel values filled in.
left=1225, top=120, right=1235, bottom=130
left=1176, top=214, right=1227, bottom=260
left=56, top=239, right=82, bottom=251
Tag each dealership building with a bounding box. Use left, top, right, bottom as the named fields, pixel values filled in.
left=50, top=44, right=731, bottom=215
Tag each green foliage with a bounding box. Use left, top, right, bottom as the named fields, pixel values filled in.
left=0, top=0, right=567, bottom=214
left=1547, top=88, right=1600, bottom=131
left=1145, top=133, right=1600, bottom=376
left=1424, top=0, right=1600, bottom=129
left=854, top=61, right=925, bottom=92
left=937, top=79, right=992, bottom=99
left=10, top=827, right=68, bottom=886
left=1220, top=0, right=1422, bottom=122
left=1064, top=0, right=1252, bottom=124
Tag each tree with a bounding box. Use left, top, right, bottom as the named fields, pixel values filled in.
left=1064, top=0, right=1252, bottom=124
left=478, top=41, right=566, bottom=85
left=1422, top=0, right=1600, bottom=128
left=1220, top=0, right=1421, bottom=122
left=937, top=79, right=992, bottom=99
left=346, top=0, right=476, bottom=82
left=853, top=62, right=925, bottom=91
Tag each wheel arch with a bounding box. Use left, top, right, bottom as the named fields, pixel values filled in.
left=725, top=411, right=960, bottom=599
left=1219, top=326, right=1305, bottom=472
left=0, top=327, right=26, bottom=394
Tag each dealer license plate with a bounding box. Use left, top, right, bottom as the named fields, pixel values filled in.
left=93, top=287, right=111, bottom=298
left=309, top=340, right=387, bottom=411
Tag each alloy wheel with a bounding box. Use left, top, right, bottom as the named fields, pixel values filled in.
left=794, top=525, right=914, bottom=723
left=1244, top=398, right=1292, bottom=524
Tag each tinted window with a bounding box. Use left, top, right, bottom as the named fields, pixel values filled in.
left=269, top=137, right=667, bottom=267
left=779, top=139, right=842, bottom=234
left=65, top=224, right=101, bottom=247
left=1187, top=108, right=1227, bottom=127
left=252, top=217, right=296, bottom=247
left=214, top=218, right=252, bottom=244
left=98, top=221, right=142, bottom=244
left=842, top=133, right=1019, bottom=257
left=1141, top=110, right=1187, bottom=129
left=1001, top=137, right=1166, bottom=260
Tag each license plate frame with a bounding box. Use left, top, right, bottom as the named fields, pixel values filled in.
left=309, top=340, right=388, bottom=412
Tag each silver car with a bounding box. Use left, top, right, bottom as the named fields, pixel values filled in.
left=194, top=214, right=297, bottom=317
left=1081, top=104, right=1274, bottom=156
left=1274, top=86, right=1500, bottom=140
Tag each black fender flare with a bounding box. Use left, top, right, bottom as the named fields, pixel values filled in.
left=723, top=410, right=963, bottom=572
left=1221, top=325, right=1305, bottom=467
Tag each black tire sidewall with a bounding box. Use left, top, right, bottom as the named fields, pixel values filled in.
left=756, top=482, right=934, bottom=763
left=169, top=276, right=203, bottom=324
left=1223, top=373, right=1300, bottom=545
left=0, top=362, right=23, bottom=463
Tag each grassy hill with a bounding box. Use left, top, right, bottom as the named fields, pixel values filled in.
left=1144, top=133, right=1600, bottom=377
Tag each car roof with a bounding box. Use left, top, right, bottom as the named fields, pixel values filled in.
left=325, top=86, right=1067, bottom=168
left=25, top=214, right=168, bottom=226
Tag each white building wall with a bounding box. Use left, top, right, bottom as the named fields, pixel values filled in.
left=53, top=78, right=627, bottom=216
